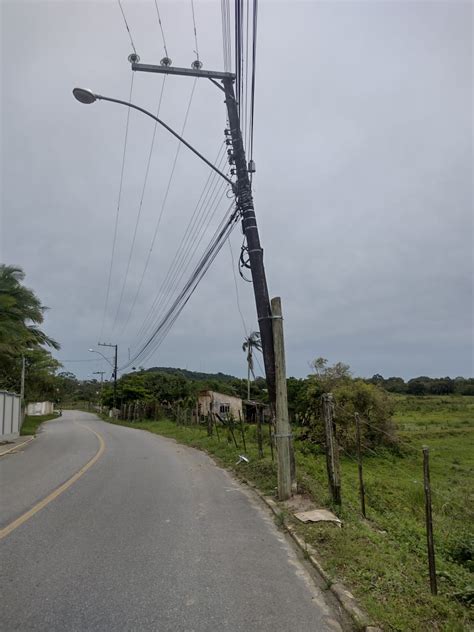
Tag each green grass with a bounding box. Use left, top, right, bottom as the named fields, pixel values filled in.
left=20, top=413, right=59, bottom=435
left=106, top=396, right=473, bottom=631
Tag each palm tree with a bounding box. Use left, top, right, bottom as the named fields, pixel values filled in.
left=242, top=331, right=262, bottom=401
left=0, top=265, right=59, bottom=359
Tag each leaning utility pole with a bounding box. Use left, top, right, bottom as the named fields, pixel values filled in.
left=98, top=342, right=118, bottom=411
left=130, top=58, right=276, bottom=406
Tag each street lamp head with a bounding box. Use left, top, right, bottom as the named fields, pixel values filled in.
left=73, top=88, right=97, bottom=105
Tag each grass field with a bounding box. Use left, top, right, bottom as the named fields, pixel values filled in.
left=107, top=395, right=473, bottom=631
left=20, top=412, right=58, bottom=435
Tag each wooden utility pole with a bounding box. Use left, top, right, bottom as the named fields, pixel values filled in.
left=354, top=413, right=366, bottom=518
left=423, top=446, right=437, bottom=595
left=271, top=297, right=292, bottom=501
left=322, top=394, right=341, bottom=505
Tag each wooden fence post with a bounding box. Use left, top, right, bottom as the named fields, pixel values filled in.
left=238, top=410, right=247, bottom=452
left=355, top=413, right=366, bottom=518
left=423, top=446, right=437, bottom=595
left=322, top=393, right=341, bottom=505
left=207, top=413, right=213, bottom=436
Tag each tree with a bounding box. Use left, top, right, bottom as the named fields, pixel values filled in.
left=242, top=331, right=262, bottom=401
left=407, top=379, right=427, bottom=396
left=294, top=359, right=397, bottom=451
left=0, top=265, right=59, bottom=359
left=0, top=265, right=60, bottom=398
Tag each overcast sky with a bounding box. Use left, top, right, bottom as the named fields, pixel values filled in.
left=1, top=0, right=472, bottom=381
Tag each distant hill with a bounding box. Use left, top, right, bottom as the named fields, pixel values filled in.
left=145, top=366, right=238, bottom=383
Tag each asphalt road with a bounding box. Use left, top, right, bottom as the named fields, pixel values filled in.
left=0, top=411, right=346, bottom=631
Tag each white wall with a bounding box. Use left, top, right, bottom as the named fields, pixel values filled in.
left=26, top=401, right=54, bottom=416
left=0, top=391, right=22, bottom=440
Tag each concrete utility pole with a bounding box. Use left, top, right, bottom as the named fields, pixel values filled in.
left=130, top=60, right=276, bottom=407
left=98, top=342, right=118, bottom=411
left=271, top=297, right=292, bottom=500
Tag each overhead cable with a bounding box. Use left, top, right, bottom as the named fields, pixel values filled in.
left=119, top=79, right=197, bottom=336
left=113, top=76, right=167, bottom=332
left=121, top=202, right=239, bottom=370
left=249, top=0, right=258, bottom=164
left=190, top=0, right=200, bottom=61
left=135, top=179, right=229, bottom=346
left=153, top=0, right=169, bottom=57
left=99, top=72, right=135, bottom=341
left=131, top=145, right=227, bottom=343
left=117, top=0, right=138, bottom=55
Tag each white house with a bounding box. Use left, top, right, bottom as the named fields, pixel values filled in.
left=197, top=390, right=243, bottom=421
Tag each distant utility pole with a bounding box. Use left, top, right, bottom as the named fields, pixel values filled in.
left=93, top=370, right=106, bottom=410
left=130, top=58, right=276, bottom=407
left=98, top=342, right=118, bottom=411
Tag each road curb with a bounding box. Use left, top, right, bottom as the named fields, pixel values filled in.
left=0, top=435, right=35, bottom=457
left=241, top=479, right=382, bottom=632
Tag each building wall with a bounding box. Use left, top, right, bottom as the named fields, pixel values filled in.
left=0, top=391, right=22, bottom=440
left=198, top=391, right=243, bottom=420
left=26, top=401, right=54, bottom=416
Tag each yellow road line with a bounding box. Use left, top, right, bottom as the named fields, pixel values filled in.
left=0, top=424, right=105, bottom=540
left=0, top=436, right=35, bottom=457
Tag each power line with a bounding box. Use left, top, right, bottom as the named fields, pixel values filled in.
left=121, top=202, right=239, bottom=370
left=228, top=236, right=248, bottom=336
left=131, top=146, right=227, bottom=344
left=249, top=0, right=258, bottom=165
left=153, top=0, right=169, bottom=58
left=117, top=0, right=137, bottom=55
left=113, top=76, right=167, bottom=331
left=99, top=72, right=135, bottom=340
left=221, top=0, right=232, bottom=72
left=134, top=177, right=229, bottom=347
left=118, top=79, right=198, bottom=336
left=190, top=0, right=200, bottom=61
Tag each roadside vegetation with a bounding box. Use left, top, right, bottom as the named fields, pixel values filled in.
left=20, top=413, right=59, bottom=436
left=107, top=389, right=473, bottom=631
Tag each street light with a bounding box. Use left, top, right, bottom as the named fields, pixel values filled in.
left=88, top=348, right=113, bottom=367
left=72, top=88, right=96, bottom=104
left=72, top=87, right=233, bottom=188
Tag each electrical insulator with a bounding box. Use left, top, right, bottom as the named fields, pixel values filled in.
left=128, top=53, right=140, bottom=64
left=160, top=57, right=172, bottom=67
left=224, top=129, right=231, bottom=136
left=191, top=59, right=203, bottom=70
left=225, top=138, right=232, bottom=146
left=248, top=160, right=256, bottom=173
left=230, top=168, right=236, bottom=176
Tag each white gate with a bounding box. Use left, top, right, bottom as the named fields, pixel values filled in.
left=0, top=391, right=22, bottom=440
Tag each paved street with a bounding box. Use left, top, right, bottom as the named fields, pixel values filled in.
left=0, top=411, right=346, bottom=631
